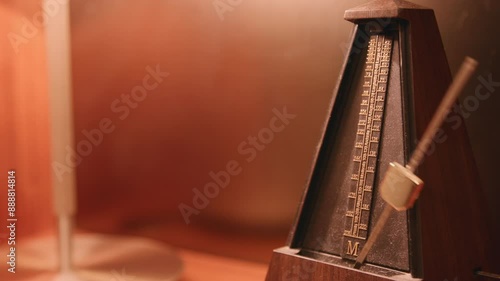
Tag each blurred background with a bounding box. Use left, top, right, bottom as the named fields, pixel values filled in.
left=0, top=0, right=499, bottom=268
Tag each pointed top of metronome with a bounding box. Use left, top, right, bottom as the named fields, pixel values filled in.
left=345, top=0, right=432, bottom=22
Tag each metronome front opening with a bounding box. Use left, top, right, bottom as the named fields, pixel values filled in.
left=288, top=21, right=419, bottom=277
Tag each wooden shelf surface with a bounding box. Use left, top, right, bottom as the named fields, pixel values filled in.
left=179, top=249, right=267, bottom=281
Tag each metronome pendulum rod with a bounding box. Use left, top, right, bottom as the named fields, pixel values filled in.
left=353, top=57, right=479, bottom=269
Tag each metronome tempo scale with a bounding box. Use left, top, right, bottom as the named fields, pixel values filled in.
left=266, top=0, right=499, bottom=280
left=341, top=32, right=394, bottom=264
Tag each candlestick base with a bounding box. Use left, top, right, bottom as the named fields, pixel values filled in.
left=0, top=233, right=183, bottom=281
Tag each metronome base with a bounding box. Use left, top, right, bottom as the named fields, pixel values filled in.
left=0, top=233, right=183, bottom=281
left=265, top=247, right=419, bottom=281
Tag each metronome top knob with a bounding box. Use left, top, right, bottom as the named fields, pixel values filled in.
left=345, top=0, right=430, bottom=22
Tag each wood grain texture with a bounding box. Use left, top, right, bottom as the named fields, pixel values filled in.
left=179, top=249, right=267, bottom=281
left=344, top=0, right=428, bottom=20
left=266, top=247, right=396, bottom=281
left=403, top=8, right=498, bottom=280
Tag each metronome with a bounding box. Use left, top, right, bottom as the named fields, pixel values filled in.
left=266, top=0, right=498, bottom=280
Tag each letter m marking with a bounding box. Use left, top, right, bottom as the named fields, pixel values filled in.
left=347, top=240, right=360, bottom=257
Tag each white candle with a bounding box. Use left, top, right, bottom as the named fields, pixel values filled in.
left=45, top=0, right=76, bottom=273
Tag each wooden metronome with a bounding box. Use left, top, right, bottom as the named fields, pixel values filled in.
left=266, top=0, right=498, bottom=280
